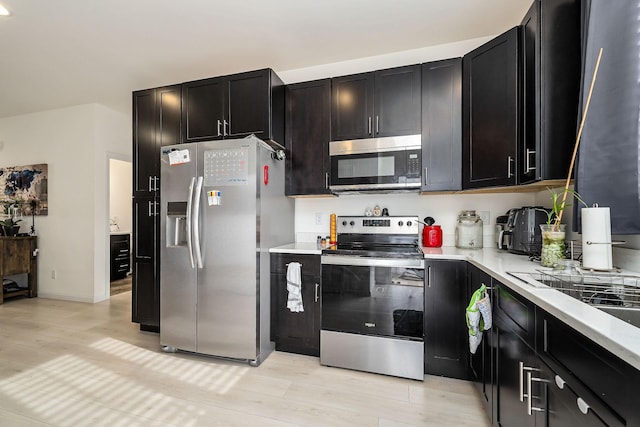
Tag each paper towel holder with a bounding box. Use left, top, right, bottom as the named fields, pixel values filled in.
left=585, top=240, right=626, bottom=246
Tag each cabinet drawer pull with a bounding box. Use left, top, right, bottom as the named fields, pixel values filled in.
left=577, top=397, right=590, bottom=415
left=554, top=375, right=565, bottom=389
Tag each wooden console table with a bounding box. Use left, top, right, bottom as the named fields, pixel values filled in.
left=0, top=236, right=38, bottom=304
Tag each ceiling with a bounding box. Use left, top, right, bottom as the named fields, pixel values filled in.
left=0, top=0, right=530, bottom=119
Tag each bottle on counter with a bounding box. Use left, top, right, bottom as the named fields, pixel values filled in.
left=330, top=213, right=337, bottom=244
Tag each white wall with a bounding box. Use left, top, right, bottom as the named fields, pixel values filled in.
left=278, top=36, right=493, bottom=84
left=109, top=159, right=132, bottom=233
left=0, top=103, right=130, bottom=303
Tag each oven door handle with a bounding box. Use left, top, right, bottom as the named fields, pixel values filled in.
left=321, top=255, right=424, bottom=269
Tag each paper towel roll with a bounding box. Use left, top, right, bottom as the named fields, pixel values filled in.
left=581, top=207, right=613, bottom=270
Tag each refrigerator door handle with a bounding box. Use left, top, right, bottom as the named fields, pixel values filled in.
left=193, top=176, right=204, bottom=268
left=186, top=177, right=196, bottom=269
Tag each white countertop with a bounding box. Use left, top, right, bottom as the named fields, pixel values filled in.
left=270, top=242, right=323, bottom=255
left=271, top=243, right=640, bottom=370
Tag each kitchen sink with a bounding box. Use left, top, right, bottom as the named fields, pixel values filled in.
left=507, top=269, right=640, bottom=326
left=598, top=306, right=640, bottom=328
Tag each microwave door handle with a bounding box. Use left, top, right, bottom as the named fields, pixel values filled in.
left=192, top=176, right=204, bottom=268
left=186, top=177, right=196, bottom=269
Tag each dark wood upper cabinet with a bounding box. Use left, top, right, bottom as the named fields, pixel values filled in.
left=285, top=79, right=332, bottom=196
left=421, top=58, right=462, bottom=192
left=133, top=89, right=157, bottom=196
left=181, top=77, right=226, bottom=142
left=331, top=65, right=421, bottom=141
left=133, top=85, right=181, bottom=197
left=462, top=27, right=521, bottom=189
left=519, top=0, right=581, bottom=184
left=181, top=68, right=284, bottom=145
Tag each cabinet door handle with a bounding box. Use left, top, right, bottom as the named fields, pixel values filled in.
left=368, top=116, right=372, bottom=135
left=217, top=120, right=222, bottom=137
left=148, top=200, right=153, bottom=217
left=519, top=361, right=540, bottom=402
left=427, top=265, right=432, bottom=287
left=424, top=167, right=428, bottom=186
left=526, top=372, right=547, bottom=415
left=148, top=176, right=154, bottom=192
left=315, top=283, right=319, bottom=302
left=507, top=156, right=514, bottom=178
left=223, top=120, right=229, bottom=136
left=577, top=397, right=590, bottom=415
left=325, top=172, right=329, bottom=189
left=525, top=149, right=536, bottom=173
left=376, top=115, right=379, bottom=134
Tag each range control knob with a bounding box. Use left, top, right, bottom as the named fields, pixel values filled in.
left=398, top=221, right=404, bottom=226
left=350, top=221, right=355, bottom=226
left=342, top=220, right=348, bottom=226
left=407, top=221, right=413, bottom=227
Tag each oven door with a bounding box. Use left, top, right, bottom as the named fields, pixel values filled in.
left=321, top=255, right=424, bottom=340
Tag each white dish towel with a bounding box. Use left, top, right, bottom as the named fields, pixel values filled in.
left=286, top=262, right=304, bottom=313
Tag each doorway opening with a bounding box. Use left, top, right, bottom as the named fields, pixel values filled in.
left=109, top=158, right=132, bottom=296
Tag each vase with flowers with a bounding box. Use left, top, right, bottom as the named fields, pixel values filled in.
left=0, top=201, right=21, bottom=237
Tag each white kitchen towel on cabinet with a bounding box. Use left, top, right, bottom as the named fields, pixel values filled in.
left=286, top=262, right=304, bottom=312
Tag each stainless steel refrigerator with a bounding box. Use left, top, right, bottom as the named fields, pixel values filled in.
left=159, top=135, right=293, bottom=365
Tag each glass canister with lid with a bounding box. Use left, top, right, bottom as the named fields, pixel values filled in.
left=455, top=210, right=483, bottom=249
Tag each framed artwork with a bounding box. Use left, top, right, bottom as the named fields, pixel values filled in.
left=0, top=163, right=48, bottom=216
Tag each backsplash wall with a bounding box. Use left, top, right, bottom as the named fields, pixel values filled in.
left=294, top=192, right=536, bottom=247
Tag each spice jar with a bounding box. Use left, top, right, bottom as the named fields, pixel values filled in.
left=455, top=210, right=483, bottom=249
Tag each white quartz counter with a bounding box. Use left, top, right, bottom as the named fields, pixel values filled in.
left=271, top=243, right=640, bottom=370
left=270, top=242, right=323, bottom=255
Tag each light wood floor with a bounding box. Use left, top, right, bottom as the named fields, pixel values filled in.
left=0, top=293, right=491, bottom=426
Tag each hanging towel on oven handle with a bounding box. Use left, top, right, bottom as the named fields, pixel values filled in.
left=286, top=262, right=304, bottom=313
left=466, top=284, right=492, bottom=354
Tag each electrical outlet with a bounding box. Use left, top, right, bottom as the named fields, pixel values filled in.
left=315, top=212, right=323, bottom=226
left=479, top=211, right=490, bottom=225
left=51, top=269, right=56, bottom=279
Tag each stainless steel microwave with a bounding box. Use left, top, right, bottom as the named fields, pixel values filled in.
left=328, top=135, right=422, bottom=193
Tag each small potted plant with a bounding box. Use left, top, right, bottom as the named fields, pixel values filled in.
left=538, top=188, right=587, bottom=267
left=0, top=201, right=21, bottom=237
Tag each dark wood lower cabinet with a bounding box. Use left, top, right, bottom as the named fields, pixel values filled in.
left=424, top=260, right=468, bottom=379
left=467, top=265, right=495, bottom=421
left=132, top=196, right=159, bottom=332
left=270, top=253, right=321, bottom=357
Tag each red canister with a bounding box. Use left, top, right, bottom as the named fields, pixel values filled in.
left=422, top=225, right=443, bottom=247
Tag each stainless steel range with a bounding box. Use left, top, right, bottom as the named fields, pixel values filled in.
left=320, top=216, right=424, bottom=380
